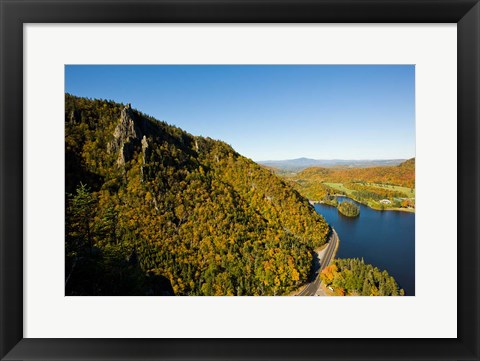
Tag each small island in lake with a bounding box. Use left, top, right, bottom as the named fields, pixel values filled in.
left=337, top=201, right=360, bottom=217
left=270, top=159, right=416, bottom=213
left=64, top=64, right=415, bottom=297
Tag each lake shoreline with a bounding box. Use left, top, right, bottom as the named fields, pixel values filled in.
left=309, top=197, right=415, bottom=213
left=313, top=201, right=415, bottom=295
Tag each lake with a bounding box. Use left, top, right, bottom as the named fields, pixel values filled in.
left=314, top=197, right=415, bottom=296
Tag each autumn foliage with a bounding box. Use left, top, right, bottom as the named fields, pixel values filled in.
left=297, top=160, right=415, bottom=189
left=337, top=201, right=360, bottom=217
left=65, top=94, right=330, bottom=296
left=320, top=258, right=404, bottom=296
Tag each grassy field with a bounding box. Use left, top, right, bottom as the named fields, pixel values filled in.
left=325, top=182, right=415, bottom=199
left=275, top=161, right=415, bottom=212
left=324, top=182, right=354, bottom=195
left=322, top=182, right=415, bottom=212
left=367, top=183, right=415, bottom=198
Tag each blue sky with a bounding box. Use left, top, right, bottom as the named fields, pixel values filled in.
left=65, top=65, right=415, bottom=161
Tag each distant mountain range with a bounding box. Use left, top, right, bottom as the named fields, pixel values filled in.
left=257, top=158, right=407, bottom=172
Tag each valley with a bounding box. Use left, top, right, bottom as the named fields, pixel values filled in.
left=275, top=159, right=415, bottom=212
left=64, top=94, right=413, bottom=297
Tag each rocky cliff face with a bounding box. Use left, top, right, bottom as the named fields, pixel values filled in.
left=65, top=94, right=330, bottom=296
left=109, top=104, right=152, bottom=167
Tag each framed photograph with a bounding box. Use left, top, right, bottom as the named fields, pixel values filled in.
left=1, top=0, right=478, bottom=360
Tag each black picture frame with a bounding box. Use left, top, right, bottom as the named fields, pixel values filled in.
left=1, top=1, right=479, bottom=360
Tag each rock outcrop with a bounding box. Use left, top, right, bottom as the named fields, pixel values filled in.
left=69, top=109, right=81, bottom=124
left=109, top=104, right=143, bottom=166
left=141, top=135, right=150, bottom=164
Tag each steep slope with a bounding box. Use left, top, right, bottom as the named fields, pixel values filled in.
left=65, top=94, right=329, bottom=296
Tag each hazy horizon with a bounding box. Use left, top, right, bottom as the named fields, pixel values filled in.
left=254, top=156, right=410, bottom=162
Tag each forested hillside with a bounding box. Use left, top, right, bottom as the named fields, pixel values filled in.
left=294, top=159, right=415, bottom=189
left=321, top=258, right=404, bottom=296
left=65, top=94, right=329, bottom=296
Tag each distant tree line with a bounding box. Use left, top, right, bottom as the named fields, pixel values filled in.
left=346, top=182, right=408, bottom=199
left=295, top=160, right=415, bottom=189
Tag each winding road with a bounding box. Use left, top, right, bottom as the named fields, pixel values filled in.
left=297, top=228, right=339, bottom=296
